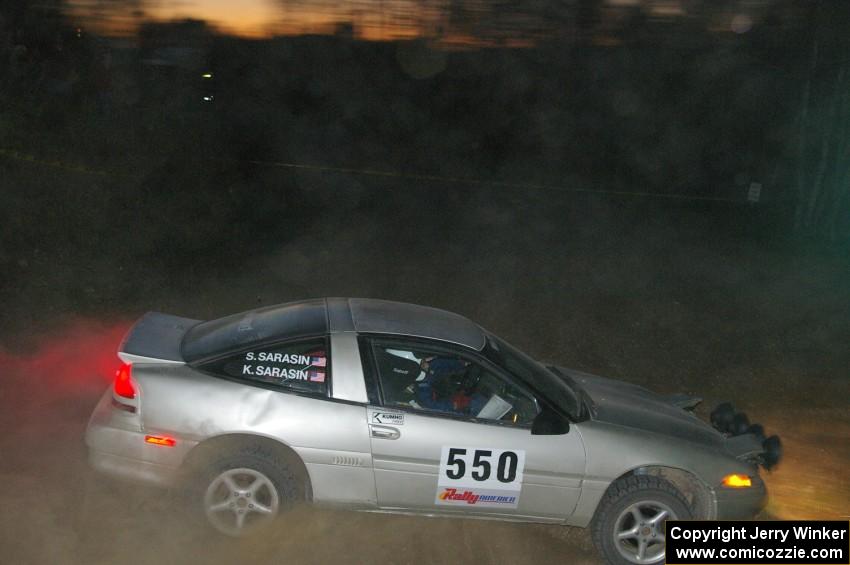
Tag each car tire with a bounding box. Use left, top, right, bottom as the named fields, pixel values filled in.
left=198, top=444, right=298, bottom=537
left=591, top=475, right=692, bottom=565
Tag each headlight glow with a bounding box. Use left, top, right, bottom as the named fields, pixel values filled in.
left=722, top=473, right=752, bottom=488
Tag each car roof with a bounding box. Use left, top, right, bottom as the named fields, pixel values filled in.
left=342, top=298, right=486, bottom=351
left=182, top=297, right=486, bottom=362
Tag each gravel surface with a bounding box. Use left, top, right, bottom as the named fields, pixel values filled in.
left=1, top=182, right=847, bottom=564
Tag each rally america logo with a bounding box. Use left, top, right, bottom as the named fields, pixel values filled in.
left=437, top=488, right=517, bottom=505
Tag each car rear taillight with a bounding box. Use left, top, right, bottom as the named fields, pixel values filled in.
left=113, top=363, right=136, bottom=399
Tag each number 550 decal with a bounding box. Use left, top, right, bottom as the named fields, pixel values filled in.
left=436, top=447, right=526, bottom=508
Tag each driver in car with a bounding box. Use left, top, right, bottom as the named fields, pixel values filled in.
left=415, top=356, right=488, bottom=416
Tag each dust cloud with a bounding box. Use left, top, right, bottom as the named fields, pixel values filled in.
left=0, top=317, right=596, bottom=565
left=1, top=191, right=848, bottom=564
left=3, top=3, right=849, bottom=562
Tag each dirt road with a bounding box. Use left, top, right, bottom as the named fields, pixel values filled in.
left=1, top=190, right=847, bottom=564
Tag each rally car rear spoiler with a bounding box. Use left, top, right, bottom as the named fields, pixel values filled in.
left=119, top=312, right=202, bottom=364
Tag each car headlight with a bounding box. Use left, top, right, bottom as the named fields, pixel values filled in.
left=721, top=473, right=752, bottom=488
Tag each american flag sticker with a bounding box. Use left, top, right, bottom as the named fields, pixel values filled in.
left=308, top=370, right=326, bottom=383
left=310, top=356, right=327, bottom=368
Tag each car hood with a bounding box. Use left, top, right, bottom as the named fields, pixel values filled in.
left=555, top=367, right=724, bottom=447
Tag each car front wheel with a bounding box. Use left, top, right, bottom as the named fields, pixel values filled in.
left=591, top=475, right=692, bottom=565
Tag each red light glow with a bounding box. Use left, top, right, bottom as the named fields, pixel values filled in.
left=0, top=320, right=132, bottom=392
left=113, top=363, right=135, bottom=399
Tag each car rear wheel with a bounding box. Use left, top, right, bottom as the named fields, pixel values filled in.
left=591, top=475, right=692, bottom=565
left=200, top=446, right=297, bottom=536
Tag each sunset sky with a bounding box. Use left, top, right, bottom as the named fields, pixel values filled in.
left=67, top=0, right=436, bottom=39
left=149, top=0, right=281, bottom=37
left=64, top=0, right=745, bottom=43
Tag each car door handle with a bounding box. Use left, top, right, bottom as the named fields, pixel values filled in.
left=370, top=425, right=400, bottom=440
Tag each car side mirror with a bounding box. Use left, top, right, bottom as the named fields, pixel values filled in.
left=531, top=407, right=570, bottom=435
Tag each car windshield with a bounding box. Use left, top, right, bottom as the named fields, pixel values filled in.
left=482, top=332, right=581, bottom=419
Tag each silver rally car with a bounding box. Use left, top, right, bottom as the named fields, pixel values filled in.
left=86, top=298, right=779, bottom=565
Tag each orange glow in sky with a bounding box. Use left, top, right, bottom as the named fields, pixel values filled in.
left=67, top=0, right=434, bottom=40
left=66, top=0, right=756, bottom=43
left=148, top=0, right=280, bottom=37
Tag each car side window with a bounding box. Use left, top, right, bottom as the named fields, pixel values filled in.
left=200, top=338, right=329, bottom=396
left=370, top=342, right=539, bottom=426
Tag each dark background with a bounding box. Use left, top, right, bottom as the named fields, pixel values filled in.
left=0, top=1, right=848, bottom=563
